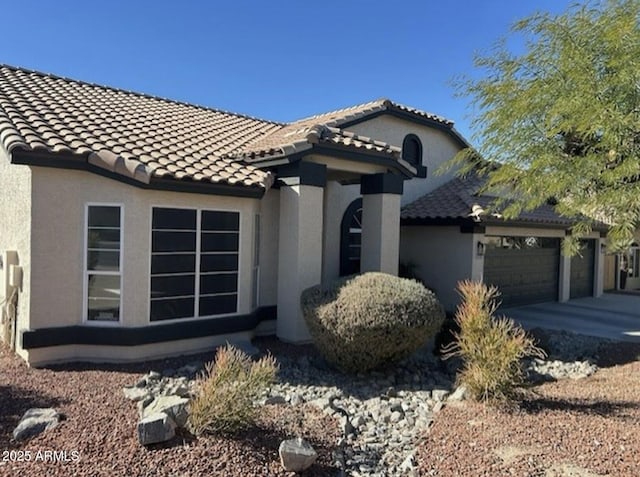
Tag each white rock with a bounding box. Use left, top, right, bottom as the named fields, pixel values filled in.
left=137, top=412, right=176, bottom=445
left=13, top=408, right=61, bottom=441
left=279, top=437, right=318, bottom=472
left=123, top=386, right=150, bottom=402
left=142, top=395, right=189, bottom=427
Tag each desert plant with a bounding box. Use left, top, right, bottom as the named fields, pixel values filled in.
left=301, top=272, right=445, bottom=373
left=443, top=280, right=545, bottom=402
left=187, top=344, right=278, bottom=435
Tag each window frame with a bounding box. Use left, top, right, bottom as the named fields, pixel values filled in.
left=252, top=213, right=260, bottom=309
left=82, top=203, right=124, bottom=326
left=402, top=134, right=427, bottom=178
left=147, top=204, right=243, bottom=325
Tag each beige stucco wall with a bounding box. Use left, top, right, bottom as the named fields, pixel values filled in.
left=0, top=149, right=32, bottom=359
left=347, top=115, right=464, bottom=206
left=400, top=226, right=474, bottom=311
left=22, top=166, right=263, bottom=362
left=257, top=188, right=279, bottom=306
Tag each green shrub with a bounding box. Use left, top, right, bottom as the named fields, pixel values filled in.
left=301, top=272, right=445, bottom=373
left=187, top=344, right=278, bottom=435
left=443, top=280, right=545, bottom=402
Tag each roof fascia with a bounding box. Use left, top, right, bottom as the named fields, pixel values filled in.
left=337, top=109, right=470, bottom=149
left=10, top=148, right=266, bottom=199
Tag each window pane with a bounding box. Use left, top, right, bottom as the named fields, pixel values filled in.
left=88, top=298, right=120, bottom=321
left=87, top=228, right=120, bottom=250
left=151, top=254, right=196, bottom=274
left=151, top=275, right=196, bottom=298
left=152, top=231, right=196, bottom=252
left=201, top=211, right=239, bottom=231
left=201, top=232, right=238, bottom=252
left=199, top=294, right=237, bottom=316
left=152, top=208, right=196, bottom=230
left=87, top=274, right=120, bottom=321
left=87, top=250, right=120, bottom=271
left=88, top=206, right=120, bottom=227
left=200, top=272, right=238, bottom=295
left=151, top=297, right=195, bottom=321
left=200, top=253, right=238, bottom=272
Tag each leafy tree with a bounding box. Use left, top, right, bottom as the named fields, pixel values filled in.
left=452, top=0, right=640, bottom=252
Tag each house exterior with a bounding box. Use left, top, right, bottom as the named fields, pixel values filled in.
left=0, top=65, right=605, bottom=366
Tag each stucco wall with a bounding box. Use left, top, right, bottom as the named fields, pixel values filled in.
left=28, top=167, right=261, bottom=338
left=319, top=115, right=465, bottom=284
left=0, top=149, right=31, bottom=357
left=258, top=188, right=279, bottom=306
left=347, top=115, right=464, bottom=205
left=400, top=226, right=474, bottom=311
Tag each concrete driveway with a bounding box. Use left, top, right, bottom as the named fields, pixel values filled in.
left=502, top=293, right=640, bottom=342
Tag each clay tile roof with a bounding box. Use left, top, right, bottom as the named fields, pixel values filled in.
left=236, top=99, right=458, bottom=162
left=0, top=65, right=283, bottom=189
left=401, top=171, right=576, bottom=227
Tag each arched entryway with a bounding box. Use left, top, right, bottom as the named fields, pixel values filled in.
left=340, top=198, right=362, bottom=276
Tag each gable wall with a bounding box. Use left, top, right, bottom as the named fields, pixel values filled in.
left=0, top=148, right=32, bottom=357
left=346, top=115, right=465, bottom=205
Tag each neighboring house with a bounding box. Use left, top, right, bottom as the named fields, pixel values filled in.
left=0, top=65, right=606, bottom=366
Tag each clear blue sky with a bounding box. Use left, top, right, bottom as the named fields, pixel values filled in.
left=1, top=1, right=577, bottom=142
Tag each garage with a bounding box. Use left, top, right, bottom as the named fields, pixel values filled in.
left=570, top=239, right=595, bottom=298
left=484, top=236, right=561, bottom=307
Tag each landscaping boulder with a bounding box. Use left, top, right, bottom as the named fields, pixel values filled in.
left=279, top=437, right=318, bottom=472
left=123, top=386, right=150, bottom=402
left=137, top=412, right=176, bottom=445
left=142, top=395, right=189, bottom=427
left=13, top=408, right=62, bottom=441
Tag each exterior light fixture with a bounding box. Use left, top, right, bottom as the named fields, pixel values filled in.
left=477, top=241, right=486, bottom=257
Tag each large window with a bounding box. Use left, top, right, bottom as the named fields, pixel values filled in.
left=85, top=205, right=122, bottom=322
left=150, top=207, right=239, bottom=322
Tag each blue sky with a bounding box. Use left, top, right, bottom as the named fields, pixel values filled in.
left=2, top=1, right=578, bottom=142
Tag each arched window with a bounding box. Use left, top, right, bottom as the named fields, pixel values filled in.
left=340, top=198, right=362, bottom=276
left=402, top=134, right=427, bottom=178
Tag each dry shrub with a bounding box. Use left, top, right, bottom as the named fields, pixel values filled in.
left=443, top=280, right=545, bottom=402
left=302, top=272, right=445, bottom=373
left=187, top=344, right=278, bottom=435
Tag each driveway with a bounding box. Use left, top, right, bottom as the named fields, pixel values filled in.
left=502, top=293, right=640, bottom=342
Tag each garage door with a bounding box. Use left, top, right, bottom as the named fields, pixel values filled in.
left=484, top=236, right=560, bottom=307
left=570, top=240, right=595, bottom=299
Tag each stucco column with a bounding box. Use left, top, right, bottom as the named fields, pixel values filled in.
left=559, top=252, right=571, bottom=302
left=360, top=173, right=404, bottom=275
left=276, top=162, right=326, bottom=343
left=594, top=237, right=605, bottom=297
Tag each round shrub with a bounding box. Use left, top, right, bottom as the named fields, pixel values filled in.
left=301, top=272, right=445, bottom=373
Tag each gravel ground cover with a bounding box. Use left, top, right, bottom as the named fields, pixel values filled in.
left=417, top=337, right=640, bottom=477
left=0, top=346, right=339, bottom=477
left=1, top=330, right=639, bottom=476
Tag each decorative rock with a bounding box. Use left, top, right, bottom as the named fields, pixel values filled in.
left=142, top=395, right=189, bottom=427
left=13, top=408, right=62, bottom=441
left=279, top=437, right=318, bottom=472
left=432, top=389, right=450, bottom=401
left=264, top=395, right=288, bottom=405
left=123, top=386, right=150, bottom=402
left=448, top=385, right=468, bottom=402
left=137, top=412, right=176, bottom=445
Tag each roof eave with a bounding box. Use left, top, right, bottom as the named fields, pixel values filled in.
left=9, top=147, right=268, bottom=199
